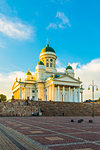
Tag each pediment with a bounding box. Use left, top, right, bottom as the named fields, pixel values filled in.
left=12, top=81, right=19, bottom=90
left=54, top=75, right=80, bottom=83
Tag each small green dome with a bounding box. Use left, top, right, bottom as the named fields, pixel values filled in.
left=66, top=63, right=73, bottom=70
left=40, top=43, right=55, bottom=54
left=66, top=66, right=72, bottom=70
left=37, top=61, right=44, bottom=65
left=26, top=70, right=32, bottom=75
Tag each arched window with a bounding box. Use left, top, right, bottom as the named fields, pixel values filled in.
left=54, top=61, right=56, bottom=68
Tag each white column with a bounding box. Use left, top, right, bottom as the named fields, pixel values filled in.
left=73, top=87, right=75, bottom=102
left=58, top=85, right=60, bottom=101
left=68, top=87, right=70, bottom=102
left=81, top=92, right=83, bottom=103
left=78, top=87, right=80, bottom=102
left=63, top=86, right=65, bottom=102
left=20, top=87, right=21, bottom=99
left=53, top=84, right=54, bottom=101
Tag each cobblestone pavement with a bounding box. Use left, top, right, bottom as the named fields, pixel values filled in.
left=0, top=117, right=100, bottom=150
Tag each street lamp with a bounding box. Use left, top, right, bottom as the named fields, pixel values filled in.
left=88, top=80, right=98, bottom=117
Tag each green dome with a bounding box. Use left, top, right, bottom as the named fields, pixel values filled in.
left=26, top=70, right=32, bottom=75
left=66, top=65, right=73, bottom=70
left=40, top=44, right=55, bottom=54
left=37, top=61, right=44, bottom=65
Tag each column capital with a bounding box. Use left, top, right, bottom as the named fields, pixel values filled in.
left=20, top=85, right=22, bottom=88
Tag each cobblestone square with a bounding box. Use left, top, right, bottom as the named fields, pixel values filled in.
left=0, top=117, right=100, bottom=150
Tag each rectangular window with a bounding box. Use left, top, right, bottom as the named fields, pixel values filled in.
left=46, top=63, right=49, bottom=67
left=50, top=63, right=52, bottom=67
left=54, top=63, right=56, bottom=68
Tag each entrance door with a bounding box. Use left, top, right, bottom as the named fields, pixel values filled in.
left=62, top=95, right=63, bottom=102
left=46, top=95, right=47, bottom=101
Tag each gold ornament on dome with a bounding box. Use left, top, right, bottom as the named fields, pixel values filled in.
left=47, top=38, right=49, bottom=44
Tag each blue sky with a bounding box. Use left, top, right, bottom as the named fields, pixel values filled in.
left=0, top=0, right=100, bottom=99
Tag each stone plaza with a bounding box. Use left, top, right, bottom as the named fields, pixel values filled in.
left=0, top=116, right=100, bottom=150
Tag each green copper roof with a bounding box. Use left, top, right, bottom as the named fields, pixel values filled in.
left=66, top=65, right=73, bottom=70
left=40, top=44, right=56, bottom=54
left=37, top=61, right=44, bottom=65
left=26, top=70, right=32, bottom=75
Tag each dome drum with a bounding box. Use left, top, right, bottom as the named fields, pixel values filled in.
left=39, top=40, right=57, bottom=72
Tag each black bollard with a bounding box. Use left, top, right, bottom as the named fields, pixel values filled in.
left=71, top=119, right=74, bottom=122
left=80, top=119, right=84, bottom=122
left=89, top=120, right=93, bottom=123
left=78, top=119, right=82, bottom=123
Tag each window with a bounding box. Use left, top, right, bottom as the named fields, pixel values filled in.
left=32, top=90, right=35, bottom=93
left=50, top=59, right=53, bottom=62
left=46, top=63, right=49, bottom=67
left=46, top=59, right=48, bottom=61
left=50, top=63, right=52, bottom=67
left=32, top=96, right=35, bottom=100
left=54, top=62, right=56, bottom=68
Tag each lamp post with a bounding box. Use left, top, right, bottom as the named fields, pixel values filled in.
left=88, top=80, right=98, bottom=117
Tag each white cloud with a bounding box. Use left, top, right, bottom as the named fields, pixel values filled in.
left=56, top=11, right=71, bottom=28
left=57, top=58, right=100, bottom=101
left=74, top=59, right=100, bottom=100
left=0, top=70, right=35, bottom=100
left=47, top=11, right=71, bottom=30
left=56, top=60, right=65, bottom=72
left=46, top=23, right=57, bottom=30
left=0, top=71, right=26, bottom=99
left=0, top=15, right=34, bottom=40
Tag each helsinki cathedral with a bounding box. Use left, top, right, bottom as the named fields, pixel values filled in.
left=12, top=39, right=83, bottom=102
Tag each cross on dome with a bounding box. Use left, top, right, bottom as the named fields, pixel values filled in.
left=47, top=38, right=49, bottom=47
left=68, top=62, right=70, bottom=66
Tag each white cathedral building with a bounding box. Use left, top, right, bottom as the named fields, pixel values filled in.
left=12, top=39, right=84, bottom=102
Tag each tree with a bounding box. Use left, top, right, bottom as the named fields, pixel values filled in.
left=0, top=94, right=7, bottom=102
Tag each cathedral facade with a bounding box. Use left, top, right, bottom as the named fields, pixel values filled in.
left=12, top=40, right=83, bottom=102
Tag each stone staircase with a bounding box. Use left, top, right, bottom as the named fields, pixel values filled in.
left=40, top=102, right=93, bottom=116
left=0, top=100, right=100, bottom=117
